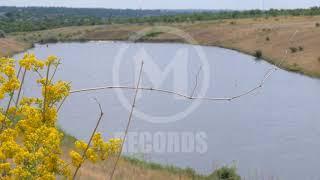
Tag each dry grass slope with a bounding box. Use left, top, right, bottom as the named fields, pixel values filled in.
left=61, top=134, right=212, bottom=180
left=0, top=37, right=30, bottom=57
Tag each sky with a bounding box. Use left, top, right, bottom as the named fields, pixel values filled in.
left=0, top=0, right=319, bottom=10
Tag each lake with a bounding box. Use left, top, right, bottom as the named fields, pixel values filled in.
left=14, top=41, right=320, bottom=179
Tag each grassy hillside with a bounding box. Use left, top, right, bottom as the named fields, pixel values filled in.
left=61, top=133, right=239, bottom=180
left=70, top=157, right=239, bottom=180
left=5, top=15, right=320, bottom=78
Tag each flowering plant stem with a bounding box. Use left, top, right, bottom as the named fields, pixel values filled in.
left=72, top=99, right=104, bottom=179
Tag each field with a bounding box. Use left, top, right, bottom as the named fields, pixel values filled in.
left=2, top=15, right=320, bottom=78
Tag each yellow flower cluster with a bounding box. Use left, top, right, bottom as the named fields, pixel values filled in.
left=0, top=54, right=121, bottom=179
left=18, top=53, right=44, bottom=70
left=70, top=133, right=122, bottom=167
left=0, top=57, right=20, bottom=99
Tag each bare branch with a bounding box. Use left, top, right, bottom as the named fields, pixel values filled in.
left=190, top=66, right=202, bottom=97
left=109, top=61, right=144, bottom=180
left=57, top=96, right=67, bottom=113
left=69, top=80, right=265, bottom=102
left=34, top=69, right=44, bottom=79
left=50, top=59, right=61, bottom=82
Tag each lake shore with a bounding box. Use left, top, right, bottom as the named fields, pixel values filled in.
left=2, top=15, right=320, bottom=78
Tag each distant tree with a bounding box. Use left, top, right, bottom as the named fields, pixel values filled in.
left=2, top=6, right=320, bottom=33
left=0, top=30, right=5, bottom=38
left=254, top=50, right=263, bottom=59
left=298, top=46, right=304, bottom=51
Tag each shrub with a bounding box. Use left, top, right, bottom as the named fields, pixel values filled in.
left=262, top=28, right=271, bottom=32
left=230, top=21, right=236, bottom=25
left=318, top=57, right=320, bottom=63
left=143, top=31, right=163, bottom=38
left=298, top=46, right=304, bottom=51
left=316, top=22, right=320, bottom=27
left=39, top=37, right=58, bottom=44
left=209, top=166, right=241, bottom=180
left=266, top=36, right=270, bottom=41
left=0, top=30, right=5, bottom=38
left=254, top=50, right=263, bottom=59
left=288, top=63, right=301, bottom=72
left=289, top=47, right=298, bottom=53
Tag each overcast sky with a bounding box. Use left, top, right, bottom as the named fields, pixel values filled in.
left=0, top=0, right=319, bottom=10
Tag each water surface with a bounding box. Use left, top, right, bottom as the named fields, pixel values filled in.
left=15, top=42, right=320, bottom=180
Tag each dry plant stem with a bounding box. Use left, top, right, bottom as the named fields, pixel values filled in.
left=69, top=80, right=265, bottom=102
left=57, top=96, right=67, bottom=113
left=50, top=60, right=61, bottom=82
left=191, top=66, right=202, bottom=97
left=15, top=68, right=27, bottom=107
left=43, top=63, right=51, bottom=121
left=109, top=61, right=144, bottom=180
left=72, top=99, right=104, bottom=180
left=34, top=69, right=43, bottom=79
left=16, top=66, right=22, bottom=79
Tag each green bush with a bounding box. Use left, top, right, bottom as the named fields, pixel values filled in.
left=0, top=30, right=5, bottom=38
left=254, top=50, right=262, bottom=59
left=209, top=166, right=241, bottom=180
left=39, top=37, right=58, bottom=44
left=298, top=46, right=304, bottom=51
left=143, top=31, right=163, bottom=39
left=290, top=47, right=298, bottom=53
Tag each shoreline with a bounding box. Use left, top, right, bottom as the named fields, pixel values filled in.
left=10, top=37, right=319, bottom=80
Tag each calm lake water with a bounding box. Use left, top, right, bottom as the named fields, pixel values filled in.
left=14, top=42, right=320, bottom=179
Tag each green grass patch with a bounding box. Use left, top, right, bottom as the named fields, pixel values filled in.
left=143, top=31, right=163, bottom=38
left=123, top=156, right=241, bottom=180
left=254, top=50, right=263, bottom=59
left=288, top=63, right=302, bottom=72
left=57, top=126, right=77, bottom=147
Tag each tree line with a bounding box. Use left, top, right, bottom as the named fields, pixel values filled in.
left=1, top=6, right=320, bottom=33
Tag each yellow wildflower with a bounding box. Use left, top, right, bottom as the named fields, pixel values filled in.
left=69, top=150, right=83, bottom=167
left=75, top=140, right=88, bottom=151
